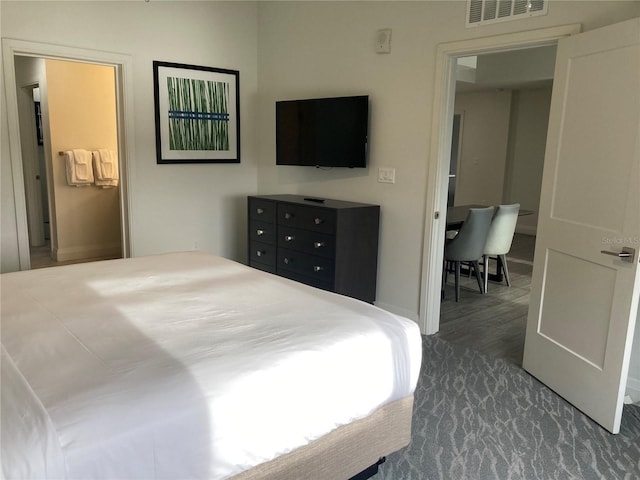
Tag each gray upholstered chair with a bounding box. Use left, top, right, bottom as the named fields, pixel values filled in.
left=443, top=206, right=494, bottom=302
left=482, top=203, right=520, bottom=293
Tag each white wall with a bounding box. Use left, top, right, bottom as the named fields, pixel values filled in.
left=1, top=0, right=259, bottom=270
left=476, top=45, right=556, bottom=86
left=628, top=303, right=640, bottom=404
left=256, top=1, right=640, bottom=318
left=504, top=86, right=553, bottom=235
left=453, top=90, right=512, bottom=207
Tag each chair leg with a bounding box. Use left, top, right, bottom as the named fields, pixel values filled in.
left=471, top=260, right=484, bottom=295
left=443, top=259, right=448, bottom=285
left=483, top=255, right=489, bottom=294
left=465, top=261, right=472, bottom=277
left=454, top=261, right=460, bottom=302
left=498, top=254, right=511, bottom=286
left=442, top=259, right=448, bottom=301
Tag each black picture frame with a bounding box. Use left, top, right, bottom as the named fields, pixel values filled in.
left=153, top=61, right=240, bottom=164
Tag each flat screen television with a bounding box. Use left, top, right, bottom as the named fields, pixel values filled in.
left=276, top=95, right=369, bottom=168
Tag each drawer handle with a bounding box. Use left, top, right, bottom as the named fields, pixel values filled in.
left=313, top=266, right=323, bottom=272
left=314, top=218, right=323, bottom=225
left=256, top=229, right=264, bottom=236
left=314, top=241, right=325, bottom=249
left=284, top=212, right=294, bottom=220
left=257, top=208, right=264, bottom=215
left=284, top=235, right=295, bottom=242
left=283, top=257, right=291, bottom=265
left=256, top=250, right=265, bottom=257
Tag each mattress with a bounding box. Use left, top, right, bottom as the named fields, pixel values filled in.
left=1, top=252, right=421, bottom=480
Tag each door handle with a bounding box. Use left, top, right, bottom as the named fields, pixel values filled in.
left=600, top=247, right=635, bottom=264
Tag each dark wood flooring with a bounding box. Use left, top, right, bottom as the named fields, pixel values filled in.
left=437, top=233, right=536, bottom=367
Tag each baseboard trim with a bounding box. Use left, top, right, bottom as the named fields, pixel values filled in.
left=55, top=243, right=122, bottom=262
left=515, top=225, right=537, bottom=236
left=626, top=376, right=640, bottom=404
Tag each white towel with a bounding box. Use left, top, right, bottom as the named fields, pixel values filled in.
left=65, top=150, right=94, bottom=186
left=92, top=149, right=119, bottom=188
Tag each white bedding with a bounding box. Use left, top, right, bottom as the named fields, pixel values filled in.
left=1, top=252, right=421, bottom=479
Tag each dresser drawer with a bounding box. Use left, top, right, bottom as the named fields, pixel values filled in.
left=250, top=261, right=276, bottom=274
left=277, top=247, right=335, bottom=284
left=249, top=197, right=276, bottom=223
left=249, top=220, right=276, bottom=245
left=277, top=227, right=335, bottom=259
left=249, top=241, right=276, bottom=267
left=277, top=204, right=336, bottom=234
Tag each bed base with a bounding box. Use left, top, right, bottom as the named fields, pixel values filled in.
left=348, top=456, right=386, bottom=480
left=233, top=394, right=414, bottom=480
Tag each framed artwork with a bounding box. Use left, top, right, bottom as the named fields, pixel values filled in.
left=153, top=61, right=240, bottom=163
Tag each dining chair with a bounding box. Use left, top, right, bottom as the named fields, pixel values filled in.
left=442, top=206, right=494, bottom=302
left=482, top=203, right=520, bottom=293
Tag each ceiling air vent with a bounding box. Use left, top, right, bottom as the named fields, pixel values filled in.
left=466, top=0, right=547, bottom=27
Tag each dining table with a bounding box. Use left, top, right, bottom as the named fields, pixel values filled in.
left=446, top=204, right=489, bottom=230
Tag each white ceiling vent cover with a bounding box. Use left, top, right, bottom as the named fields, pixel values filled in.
left=466, top=0, right=547, bottom=27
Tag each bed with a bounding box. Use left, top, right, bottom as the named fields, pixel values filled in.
left=1, top=252, right=422, bottom=479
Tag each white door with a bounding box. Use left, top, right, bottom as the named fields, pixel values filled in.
left=523, top=17, right=640, bottom=434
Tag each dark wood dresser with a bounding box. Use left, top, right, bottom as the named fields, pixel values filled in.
left=248, top=194, right=380, bottom=303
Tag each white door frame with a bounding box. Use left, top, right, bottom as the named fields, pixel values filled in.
left=2, top=39, right=136, bottom=269
left=418, top=24, right=581, bottom=335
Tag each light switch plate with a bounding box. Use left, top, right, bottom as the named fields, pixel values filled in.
left=378, top=167, right=395, bottom=184
left=375, top=29, right=392, bottom=54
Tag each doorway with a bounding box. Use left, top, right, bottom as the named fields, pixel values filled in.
left=17, top=57, right=123, bottom=268
left=16, top=80, right=47, bottom=249
left=438, top=46, right=556, bottom=365
left=418, top=24, right=581, bottom=336
left=3, top=39, right=134, bottom=271
left=18, top=82, right=53, bottom=267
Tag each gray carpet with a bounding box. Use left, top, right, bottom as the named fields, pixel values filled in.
left=379, top=335, right=640, bottom=480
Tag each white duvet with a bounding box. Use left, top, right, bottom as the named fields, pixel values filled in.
left=1, top=252, right=421, bottom=479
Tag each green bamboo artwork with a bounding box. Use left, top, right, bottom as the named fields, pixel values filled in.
left=166, top=76, right=230, bottom=151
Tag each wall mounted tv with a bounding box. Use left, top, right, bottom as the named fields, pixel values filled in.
left=276, top=95, right=369, bottom=168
